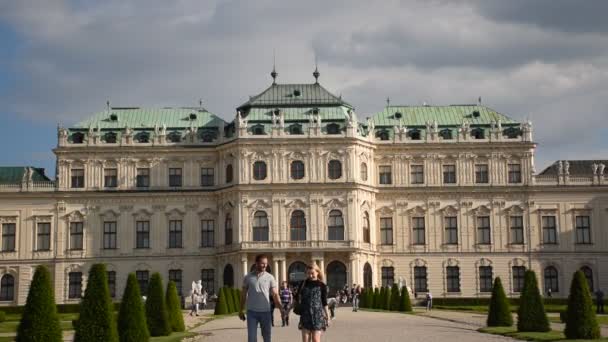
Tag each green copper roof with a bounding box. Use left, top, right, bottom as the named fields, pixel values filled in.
left=238, top=83, right=353, bottom=110
left=371, top=105, right=519, bottom=127
left=245, top=106, right=352, bottom=122
left=71, top=107, right=226, bottom=130
left=0, top=167, right=51, bottom=183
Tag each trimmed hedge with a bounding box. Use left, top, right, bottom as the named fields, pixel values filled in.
left=74, top=264, right=119, bottom=342
left=166, top=281, right=185, bottom=332
left=373, top=288, right=380, bottom=309
left=118, top=273, right=149, bottom=342
left=16, top=265, right=62, bottom=342
left=0, top=311, right=5, bottom=323
left=564, top=271, right=600, bottom=339
left=145, top=273, right=171, bottom=337
left=399, top=286, right=412, bottom=312
left=214, top=287, right=229, bottom=315
left=487, top=277, right=513, bottom=327
left=517, top=270, right=550, bottom=332
left=383, top=286, right=391, bottom=311
left=359, top=289, right=367, bottom=308
left=231, top=288, right=241, bottom=313
left=390, top=284, right=401, bottom=311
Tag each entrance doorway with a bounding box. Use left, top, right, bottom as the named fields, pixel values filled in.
left=363, top=262, right=372, bottom=289
left=326, top=261, right=347, bottom=296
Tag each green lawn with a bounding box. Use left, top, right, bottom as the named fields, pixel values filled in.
left=479, top=326, right=608, bottom=341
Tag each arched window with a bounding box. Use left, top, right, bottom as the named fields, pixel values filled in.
left=544, top=266, right=559, bottom=293
left=253, top=211, right=269, bottom=241
left=471, top=127, right=485, bottom=139
left=71, top=132, right=84, bottom=144
left=225, top=213, right=233, bottom=245
left=225, top=164, right=233, bottom=183
left=328, top=210, right=344, bottom=241
left=360, top=163, right=368, bottom=181
left=376, top=130, right=389, bottom=141
left=289, top=124, right=303, bottom=135
left=408, top=129, right=421, bottom=140
left=288, top=262, right=307, bottom=286
left=328, top=160, right=342, bottom=180
left=104, top=132, right=117, bottom=143
left=439, top=128, right=452, bottom=140
left=252, top=125, right=265, bottom=135
left=290, top=210, right=306, bottom=241
left=363, top=263, right=373, bottom=289
left=291, top=161, right=305, bottom=180
left=223, top=264, right=234, bottom=287
left=581, top=266, right=594, bottom=292
left=326, top=261, right=347, bottom=296
left=253, top=161, right=267, bottom=180
left=136, top=132, right=150, bottom=143
left=363, top=212, right=370, bottom=243
left=326, top=123, right=340, bottom=135
left=0, top=274, right=15, bottom=301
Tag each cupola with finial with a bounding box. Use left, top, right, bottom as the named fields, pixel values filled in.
left=313, top=66, right=320, bottom=83
left=271, top=66, right=278, bottom=85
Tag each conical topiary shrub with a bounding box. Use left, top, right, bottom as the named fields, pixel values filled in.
left=390, top=284, right=401, bottom=311
left=232, top=288, right=241, bottom=313
left=145, top=273, right=171, bottom=336
left=359, top=289, right=367, bottom=308
left=74, top=264, right=119, bottom=342
left=236, top=288, right=242, bottom=311
left=487, top=277, right=513, bottom=327
left=517, top=270, right=550, bottom=332
left=383, top=287, right=391, bottom=311
left=372, top=288, right=379, bottom=309
left=399, top=286, right=412, bottom=312
left=166, top=281, right=185, bottom=332
left=223, top=287, right=234, bottom=313
left=118, top=273, right=149, bottom=342
left=214, top=287, right=229, bottom=315
left=16, top=265, right=62, bottom=342
left=486, top=277, right=513, bottom=327
left=564, top=271, right=600, bottom=339
left=367, top=288, right=374, bottom=309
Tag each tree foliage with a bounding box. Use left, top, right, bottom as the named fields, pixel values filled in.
left=564, top=271, right=600, bottom=339
left=486, top=277, right=513, bottom=327
left=145, top=273, right=171, bottom=336
left=166, top=281, right=185, bottom=332
left=118, top=273, right=149, bottom=342
left=517, top=270, right=550, bottom=332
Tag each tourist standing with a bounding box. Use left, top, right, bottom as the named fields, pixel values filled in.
left=189, top=280, right=202, bottom=316
left=201, top=288, right=208, bottom=310
left=239, top=254, right=285, bottom=342
left=596, top=289, right=605, bottom=314
left=352, top=285, right=361, bottom=312
left=426, top=292, right=433, bottom=311
left=327, top=296, right=338, bottom=320
left=297, top=264, right=330, bottom=342
left=280, top=281, right=293, bottom=326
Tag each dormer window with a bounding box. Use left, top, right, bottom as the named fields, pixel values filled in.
left=168, top=132, right=181, bottom=143
left=252, top=125, right=265, bottom=135
left=394, top=112, right=403, bottom=119
left=471, top=127, right=485, bottom=139
left=104, top=132, right=117, bottom=143
left=439, top=128, right=452, bottom=140
left=293, top=90, right=301, bottom=97
left=503, top=126, right=521, bottom=139
left=109, top=113, right=118, bottom=121
left=202, top=132, right=214, bottom=142
left=326, top=123, right=340, bottom=135
left=136, top=132, right=150, bottom=143
left=289, top=124, right=303, bottom=135
left=189, top=113, right=197, bottom=120
left=408, top=129, right=421, bottom=140
left=71, top=132, right=84, bottom=144
left=376, top=130, right=390, bottom=141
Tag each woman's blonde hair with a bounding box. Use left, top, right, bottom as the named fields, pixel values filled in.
left=306, top=263, right=325, bottom=283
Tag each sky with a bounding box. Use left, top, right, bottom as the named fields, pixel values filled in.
left=1, top=0, right=607, bottom=179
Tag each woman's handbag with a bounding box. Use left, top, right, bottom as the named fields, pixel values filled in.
left=292, top=280, right=306, bottom=315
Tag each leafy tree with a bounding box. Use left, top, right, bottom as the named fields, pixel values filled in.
left=564, top=271, right=600, bottom=339
left=74, top=264, right=119, bottom=342
left=390, top=284, right=401, bottom=311
left=166, top=281, right=185, bottom=332
left=399, top=286, right=412, bottom=312
left=118, top=273, right=149, bottom=342
left=16, top=265, right=62, bottom=342
left=145, top=273, right=171, bottom=336
left=487, top=277, right=513, bottom=327
left=214, top=287, right=229, bottom=315
left=517, top=270, right=550, bottom=332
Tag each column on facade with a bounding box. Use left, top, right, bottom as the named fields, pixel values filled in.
left=273, top=259, right=279, bottom=281
left=241, top=255, right=248, bottom=276
left=349, top=254, right=357, bottom=287
left=280, top=259, right=287, bottom=284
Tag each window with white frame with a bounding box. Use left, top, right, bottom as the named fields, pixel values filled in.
left=575, top=215, right=591, bottom=244
left=510, top=216, right=524, bottom=244
left=479, top=266, right=493, bottom=292
left=477, top=216, right=491, bottom=244
left=379, top=166, right=392, bottom=184
left=103, top=221, right=117, bottom=249
left=410, top=165, right=424, bottom=184
left=444, top=217, right=458, bottom=244
left=542, top=216, right=557, bottom=244
left=168, top=220, right=183, bottom=248
left=412, top=217, right=425, bottom=245
left=380, top=217, right=393, bottom=245
left=36, top=222, right=51, bottom=251
left=201, top=219, right=215, bottom=247
left=201, top=168, right=214, bottom=186
left=443, top=165, right=456, bottom=184
left=446, top=266, right=460, bottom=292
left=136, top=221, right=150, bottom=248
left=1, top=223, right=16, bottom=252
left=69, top=222, right=83, bottom=250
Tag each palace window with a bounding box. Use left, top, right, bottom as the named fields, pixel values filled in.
left=439, top=128, right=452, bottom=140
left=201, top=269, right=215, bottom=296
left=445, top=217, right=458, bottom=245
left=252, top=125, right=265, bottom=135
left=1, top=223, right=16, bottom=252
left=414, top=266, right=428, bottom=292
left=408, top=129, right=421, bottom=140
left=201, top=219, right=215, bottom=247
left=443, top=165, right=456, bottom=184
left=360, top=163, right=368, bottom=181
left=289, top=124, right=303, bottom=135
left=107, top=271, right=116, bottom=298
left=253, top=211, right=269, bottom=241
left=510, top=216, right=524, bottom=244
left=446, top=266, right=460, bottom=292
left=477, top=216, right=491, bottom=244
left=104, top=168, right=118, bottom=188
left=581, top=266, right=594, bottom=292
left=544, top=266, right=559, bottom=293
left=410, top=165, right=424, bottom=184
left=0, top=274, right=15, bottom=301
left=376, top=130, right=389, bottom=141
left=253, top=161, right=267, bottom=180
left=136, top=132, right=150, bottom=143
left=542, top=216, right=557, bottom=244
left=379, top=166, right=392, bottom=185
left=508, top=164, right=522, bottom=183
left=169, top=168, right=182, bottom=187
left=575, top=215, right=591, bottom=244
left=363, top=212, right=370, bottom=243
left=328, top=160, right=342, bottom=180
left=512, top=266, right=525, bottom=292
left=136, top=221, right=150, bottom=249
left=68, top=272, right=82, bottom=299
left=326, top=123, right=340, bottom=134
left=201, top=168, right=214, bottom=186
left=168, top=220, right=183, bottom=248
left=71, top=132, right=84, bottom=144
left=475, top=164, right=489, bottom=184
left=328, top=210, right=344, bottom=241
left=290, top=210, right=306, bottom=241
left=136, top=168, right=150, bottom=188
left=291, top=161, right=305, bottom=180
left=412, top=217, right=425, bottom=245
left=69, top=222, right=83, bottom=250
left=225, top=164, right=233, bottom=183
left=381, top=267, right=394, bottom=287
left=224, top=214, right=232, bottom=245
left=103, top=221, right=117, bottom=249
left=71, top=169, right=85, bottom=188
left=169, top=269, right=183, bottom=296
left=168, top=132, right=181, bottom=143
left=471, top=127, right=485, bottom=139
left=479, top=266, right=493, bottom=293
left=37, top=222, right=51, bottom=251
left=380, top=217, right=393, bottom=245
left=136, top=270, right=149, bottom=296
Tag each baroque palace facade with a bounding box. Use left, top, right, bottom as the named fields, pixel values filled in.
left=0, top=70, right=607, bottom=305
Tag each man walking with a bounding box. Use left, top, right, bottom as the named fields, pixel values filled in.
left=352, top=284, right=361, bottom=312
left=239, top=254, right=284, bottom=342
left=279, top=281, right=293, bottom=326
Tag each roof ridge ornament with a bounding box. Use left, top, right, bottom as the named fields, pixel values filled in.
left=271, top=50, right=278, bottom=85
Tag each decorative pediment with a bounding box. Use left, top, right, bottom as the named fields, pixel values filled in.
left=476, top=258, right=493, bottom=267
left=284, top=199, right=308, bottom=209
left=439, top=205, right=459, bottom=215
left=105, top=263, right=117, bottom=272
left=65, top=264, right=83, bottom=273
left=410, top=258, right=427, bottom=267
left=510, top=258, right=526, bottom=267
left=287, top=151, right=308, bottom=160
left=443, top=258, right=460, bottom=267
left=165, top=208, right=186, bottom=219
left=247, top=199, right=272, bottom=209
left=134, top=263, right=151, bottom=271
left=0, top=266, right=18, bottom=275
left=504, top=204, right=525, bottom=214
left=168, top=261, right=184, bottom=270
left=375, top=206, right=394, bottom=216
left=472, top=204, right=491, bottom=215
left=222, top=201, right=234, bottom=212
left=65, top=210, right=86, bottom=222
left=132, top=208, right=154, bottom=220
left=407, top=205, right=427, bottom=215
left=381, top=259, right=394, bottom=267
left=32, top=215, right=53, bottom=223
left=322, top=198, right=347, bottom=209
left=100, top=209, right=120, bottom=219
left=198, top=208, right=218, bottom=219
left=360, top=200, right=372, bottom=212
left=0, top=216, right=17, bottom=224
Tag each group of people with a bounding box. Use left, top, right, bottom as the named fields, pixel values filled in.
left=188, top=279, right=209, bottom=316
left=240, top=254, right=332, bottom=342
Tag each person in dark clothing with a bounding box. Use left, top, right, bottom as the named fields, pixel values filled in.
left=296, top=264, right=330, bottom=342
left=279, top=281, right=293, bottom=326
left=596, top=289, right=605, bottom=314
